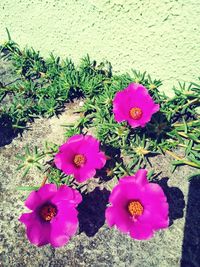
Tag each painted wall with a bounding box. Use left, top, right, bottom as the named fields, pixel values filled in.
left=0, top=0, right=200, bottom=94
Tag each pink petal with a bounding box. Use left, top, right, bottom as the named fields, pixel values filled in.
left=54, top=155, right=76, bottom=176
left=27, top=222, right=50, bottom=247
left=54, top=134, right=106, bottom=182
left=95, top=151, right=107, bottom=169
left=19, top=211, right=38, bottom=226
left=25, top=191, right=42, bottom=211
left=125, top=83, right=149, bottom=108
left=105, top=169, right=169, bottom=240
left=109, top=182, right=143, bottom=207
left=130, top=220, right=154, bottom=240
left=54, top=148, right=75, bottom=170
left=83, top=150, right=106, bottom=170
left=134, top=169, right=148, bottom=185
left=128, top=83, right=148, bottom=93
left=25, top=184, right=57, bottom=211
left=142, top=208, right=169, bottom=230
left=133, top=100, right=159, bottom=127
left=51, top=186, right=82, bottom=206
left=142, top=183, right=168, bottom=207
left=37, top=184, right=57, bottom=202
left=50, top=233, right=70, bottom=248
left=105, top=206, right=132, bottom=233
left=113, top=90, right=132, bottom=122
left=60, top=135, right=84, bottom=152
left=141, top=183, right=169, bottom=229
left=127, top=93, right=159, bottom=128
left=20, top=212, right=51, bottom=246
left=127, top=118, right=144, bottom=128
left=113, top=82, right=159, bottom=128
left=73, top=166, right=96, bottom=183
left=120, top=169, right=148, bottom=186
left=66, top=134, right=84, bottom=144
left=80, top=135, right=100, bottom=152
left=78, top=136, right=106, bottom=169
left=50, top=203, right=79, bottom=247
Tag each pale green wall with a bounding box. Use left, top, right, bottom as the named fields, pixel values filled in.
left=0, top=0, right=200, bottom=94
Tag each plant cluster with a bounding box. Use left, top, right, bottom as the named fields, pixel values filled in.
left=0, top=29, right=112, bottom=133
left=1, top=31, right=199, bottom=176
left=1, top=30, right=200, bottom=248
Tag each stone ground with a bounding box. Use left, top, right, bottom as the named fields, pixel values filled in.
left=0, top=59, right=200, bottom=267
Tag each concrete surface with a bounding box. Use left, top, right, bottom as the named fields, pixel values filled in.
left=0, top=61, right=199, bottom=267
left=0, top=100, right=199, bottom=267
left=1, top=0, right=200, bottom=94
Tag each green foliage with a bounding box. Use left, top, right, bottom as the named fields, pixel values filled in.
left=1, top=30, right=199, bottom=187
left=0, top=31, right=112, bottom=132
left=62, top=73, right=200, bottom=179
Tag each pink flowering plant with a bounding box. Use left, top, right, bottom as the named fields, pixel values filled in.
left=54, top=134, right=106, bottom=183
left=14, top=54, right=199, bottom=247
left=105, top=169, right=169, bottom=240
left=113, top=83, right=159, bottom=128
left=19, top=184, right=82, bottom=247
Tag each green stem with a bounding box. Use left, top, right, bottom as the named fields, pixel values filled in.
left=166, top=150, right=200, bottom=168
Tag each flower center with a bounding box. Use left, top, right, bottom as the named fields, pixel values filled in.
left=73, top=154, right=86, bottom=167
left=129, top=107, right=143, bottom=120
left=39, top=204, right=57, bottom=222
left=127, top=200, right=143, bottom=217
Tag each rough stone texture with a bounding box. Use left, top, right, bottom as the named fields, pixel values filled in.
left=0, top=99, right=199, bottom=266
left=1, top=0, right=200, bottom=94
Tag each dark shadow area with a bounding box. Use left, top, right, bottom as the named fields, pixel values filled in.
left=154, top=177, right=185, bottom=225
left=181, top=175, right=200, bottom=267
left=97, top=144, right=121, bottom=182
left=78, top=187, right=110, bottom=237
left=144, top=111, right=173, bottom=143
left=0, top=114, right=20, bottom=147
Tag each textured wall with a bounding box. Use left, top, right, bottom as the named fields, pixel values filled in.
left=0, top=0, right=200, bottom=93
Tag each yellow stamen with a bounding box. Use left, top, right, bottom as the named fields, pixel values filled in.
left=73, top=154, right=86, bottom=167
left=128, top=200, right=143, bottom=216
left=39, top=204, right=57, bottom=221
left=129, top=107, right=143, bottom=120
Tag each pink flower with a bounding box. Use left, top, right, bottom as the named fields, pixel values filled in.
left=113, top=83, right=159, bottom=128
left=105, top=169, right=169, bottom=240
left=54, top=134, right=106, bottom=183
left=19, top=184, right=82, bottom=247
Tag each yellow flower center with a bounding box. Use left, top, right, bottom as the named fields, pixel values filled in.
left=127, top=200, right=144, bottom=217
left=129, top=107, right=143, bottom=120
left=73, top=154, right=86, bottom=167
left=39, top=204, right=57, bottom=222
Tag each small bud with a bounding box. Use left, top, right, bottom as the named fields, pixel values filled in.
left=105, top=155, right=112, bottom=160
left=106, top=168, right=114, bottom=176
left=134, top=147, right=150, bottom=156
left=39, top=72, right=46, bottom=78
left=26, top=157, right=34, bottom=163
left=149, top=84, right=157, bottom=90
left=117, top=126, right=126, bottom=136
left=16, top=104, right=23, bottom=110
left=134, top=78, right=140, bottom=83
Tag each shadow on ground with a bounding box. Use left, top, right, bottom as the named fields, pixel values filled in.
left=156, top=177, right=185, bottom=225
left=78, top=177, right=186, bottom=239
left=78, top=187, right=110, bottom=237
left=181, top=175, right=200, bottom=267
left=0, top=115, right=20, bottom=147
